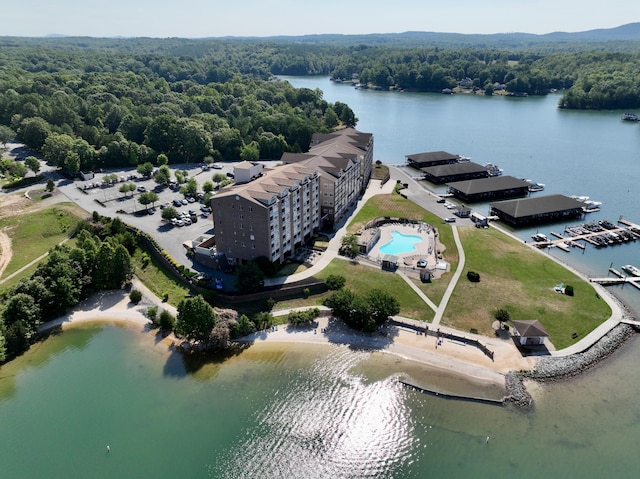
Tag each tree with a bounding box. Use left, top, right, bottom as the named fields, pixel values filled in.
left=42, top=133, right=74, bottom=167
left=325, top=274, right=346, bottom=290
left=24, top=156, right=40, bottom=174
left=240, top=142, right=260, bottom=161
left=161, top=206, right=179, bottom=221
left=63, top=152, right=81, bottom=175
left=136, top=161, right=154, bottom=177
left=129, top=289, right=143, bottom=303
left=365, top=289, right=400, bottom=326
left=202, top=180, right=214, bottom=194
left=157, top=153, right=169, bottom=166
left=138, top=191, right=159, bottom=209
left=154, top=164, right=171, bottom=184
left=175, top=295, right=216, bottom=343
left=0, top=125, right=15, bottom=148
left=158, top=310, right=176, bottom=331
left=2, top=293, right=42, bottom=340
left=16, top=117, right=51, bottom=150
left=179, top=177, right=199, bottom=197
left=339, top=233, right=360, bottom=258
left=234, top=261, right=265, bottom=293
left=494, top=309, right=511, bottom=328
left=46, top=179, right=55, bottom=192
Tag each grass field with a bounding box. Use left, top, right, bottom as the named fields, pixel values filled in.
left=132, top=247, right=191, bottom=307
left=443, top=226, right=611, bottom=349
left=0, top=203, right=86, bottom=278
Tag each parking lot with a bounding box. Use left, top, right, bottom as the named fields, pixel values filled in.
left=55, top=163, right=239, bottom=278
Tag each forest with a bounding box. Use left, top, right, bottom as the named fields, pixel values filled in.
left=1, top=34, right=640, bottom=177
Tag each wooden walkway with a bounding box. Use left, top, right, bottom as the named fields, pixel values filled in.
left=589, top=268, right=640, bottom=291
left=531, top=218, right=640, bottom=252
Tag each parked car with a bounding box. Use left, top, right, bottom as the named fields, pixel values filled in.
left=181, top=199, right=188, bottom=205
left=417, top=259, right=428, bottom=268
left=445, top=217, right=456, bottom=223
left=137, top=185, right=146, bottom=192
left=212, top=163, right=223, bottom=169
left=436, top=197, right=446, bottom=203
left=215, top=278, right=224, bottom=290
left=173, top=199, right=182, bottom=207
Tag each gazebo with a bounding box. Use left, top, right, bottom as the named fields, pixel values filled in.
left=511, top=320, right=550, bottom=346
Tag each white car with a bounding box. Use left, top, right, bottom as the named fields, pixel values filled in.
left=445, top=217, right=456, bottom=223
left=212, top=163, right=223, bottom=169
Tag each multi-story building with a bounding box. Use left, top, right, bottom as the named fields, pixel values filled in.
left=309, top=128, right=374, bottom=192
left=211, top=163, right=319, bottom=265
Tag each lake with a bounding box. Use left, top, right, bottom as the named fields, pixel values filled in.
left=2, top=77, right=640, bottom=478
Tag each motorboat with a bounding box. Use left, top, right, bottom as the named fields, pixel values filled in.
left=621, top=265, right=640, bottom=277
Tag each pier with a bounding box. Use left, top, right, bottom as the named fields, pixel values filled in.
left=530, top=218, right=640, bottom=252
left=589, top=267, right=640, bottom=291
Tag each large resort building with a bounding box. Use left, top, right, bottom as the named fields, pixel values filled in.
left=212, top=163, right=320, bottom=265
left=211, top=128, right=373, bottom=265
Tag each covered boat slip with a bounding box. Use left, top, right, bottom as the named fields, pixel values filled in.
left=446, top=175, right=530, bottom=202
left=489, top=194, right=585, bottom=226
left=406, top=150, right=461, bottom=168
left=421, top=161, right=489, bottom=184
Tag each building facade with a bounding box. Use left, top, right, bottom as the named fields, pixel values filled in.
left=212, top=164, right=320, bottom=265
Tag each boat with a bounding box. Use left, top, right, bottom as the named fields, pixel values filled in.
left=582, top=200, right=602, bottom=212
left=621, top=265, right=640, bottom=277
left=570, top=195, right=589, bottom=202
left=621, top=112, right=640, bottom=122
left=523, top=179, right=545, bottom=192
left=484, top=163, right=503, bottom=176
left=531, top=233, right=548, bottom=242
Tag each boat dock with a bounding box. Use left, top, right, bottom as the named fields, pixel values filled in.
left=589, top=268, right=640, bottom=291
left=530, top=218, right=640, bottom=252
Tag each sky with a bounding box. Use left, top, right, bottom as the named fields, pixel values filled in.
left=3, top=0, right=639, bottom=38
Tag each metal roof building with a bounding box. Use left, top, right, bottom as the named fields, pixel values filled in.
left=447, top=175, right=530, bottom=202
left=421, top=161, right=489, bottom=184
left=489, top=194, right=584, bottom=226
left=406, top=151, right=460, bottom=169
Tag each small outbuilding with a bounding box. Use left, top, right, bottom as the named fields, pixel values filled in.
left=381, top=254, right=399, bottom=271
left=511, top=320, right=550, bottom=346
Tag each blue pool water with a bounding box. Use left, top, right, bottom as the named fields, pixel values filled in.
left=379, top=231, right=423, bottom=255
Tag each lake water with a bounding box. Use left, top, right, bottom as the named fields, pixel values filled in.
left=3, top=77, right=640, bottom=478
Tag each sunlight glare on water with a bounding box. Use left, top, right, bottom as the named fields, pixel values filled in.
left=210, top=346, right=416, bottom=478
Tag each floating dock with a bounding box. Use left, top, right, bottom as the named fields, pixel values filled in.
left=530, top=218, right=640, bottom=252
left=589, top=267, right=640, bottom=291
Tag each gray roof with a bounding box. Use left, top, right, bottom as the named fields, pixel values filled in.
left=490, top=194, right=584, bottom=218
left=448, top=175, right=530, bottom=195
left=421, top=161, right=488, bottom=177
left=406, top=151, right=460, bottom=163
left=511, top=320, right=549, bottom=338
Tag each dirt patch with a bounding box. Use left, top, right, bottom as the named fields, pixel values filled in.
left=0, top=229, right=12, bottom=279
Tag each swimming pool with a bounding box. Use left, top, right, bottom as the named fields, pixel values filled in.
left=379, top=231, right=423, bottom=255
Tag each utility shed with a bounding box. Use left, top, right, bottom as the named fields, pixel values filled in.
left=447, top=176, right=530, bottom=202
left=406, top=151, right=460, bottom=169
left=421, top=162, right=489, bottom=184
left=489, top=194, right=584, bottom=226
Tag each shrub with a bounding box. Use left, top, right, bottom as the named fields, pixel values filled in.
left=158, top=310, right=176, bottom=331
left=467, top=271, right=480, bottom=282
left=564, top=285, right=574, bottom=296
left=325, top=274, right=346, bottom=290
left=146, top=305, right=158, bottom=324
left=265, top=297, right=276, bottom=311
left=162, top=292, right=169, bottom=302
left=302, top=287, right=310, bottom=298
left=129, top=289, right=143, bottom=303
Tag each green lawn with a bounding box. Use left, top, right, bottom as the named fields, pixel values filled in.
left=315, top=258, right=435, bottom=322
left=442, top=226, right=611, bottom=349
left=0, top=203, right=86, bottom=278
left=132, top=247, right=191, bottom=307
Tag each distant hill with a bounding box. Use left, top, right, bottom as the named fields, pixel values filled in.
left=231, top=23, right=640, bottom=49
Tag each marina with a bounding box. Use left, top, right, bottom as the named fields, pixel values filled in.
left=531, top=218, right=640, bottom=251
left=589, top=267, right=640, bottom=291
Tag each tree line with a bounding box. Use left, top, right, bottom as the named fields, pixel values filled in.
left=0, top=215, right=135, bottom=362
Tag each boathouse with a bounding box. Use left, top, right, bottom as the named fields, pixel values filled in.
left=406, top=151, right=460, bottom=169
left=447, top=176, right=530, bottom=202
left=489, top=194, right=584, bottom=226
left=511, top=320, right=549, bottom=346
left=421, top=162, right=489, bottom=184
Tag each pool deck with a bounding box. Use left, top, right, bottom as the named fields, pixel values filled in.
left=367, top=223, right=437, bottom=269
